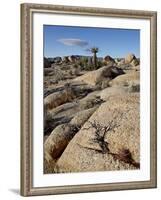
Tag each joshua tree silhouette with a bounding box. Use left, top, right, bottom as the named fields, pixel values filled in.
left=86, top=47, right=99, bottom=69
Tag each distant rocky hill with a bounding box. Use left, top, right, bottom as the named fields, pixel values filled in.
left=44, top=54, right=139, bottom=67
left=44, top=55, right=104, bottom=67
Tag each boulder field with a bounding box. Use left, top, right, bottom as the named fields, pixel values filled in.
left=44, top=53, right=140, bottom=173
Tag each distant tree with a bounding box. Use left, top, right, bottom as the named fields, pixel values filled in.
left=86, top=47, right=99, bottom=69
left=90, top=47, right=99, bottom=69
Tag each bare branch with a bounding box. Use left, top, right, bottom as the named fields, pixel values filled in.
left=81, top=119, right=140, bottom=168
left=82, top=119, right=119, bottom=154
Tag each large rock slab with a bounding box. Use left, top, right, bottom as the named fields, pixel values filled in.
left=44, top=124, right=75, bottom=162
left=44, top=107, right=98, bottom=162
left=74, top=65, right=124, bottom=86
left=100, top=87, right=128, bottom=101
left=109, top=71, right=139, bottom=87
left=44, top=86, right=75, bottom=111
left=56, top=145, right=135, bottom=172
left=100, top=82, right=140, bottom=101
left=48, top=91, right=102, bottom=119
left=44, top=91, right=102, bottom=135
left=56, top=93, right=140, bottom=172
left=70, top=107, right=98, bottom=127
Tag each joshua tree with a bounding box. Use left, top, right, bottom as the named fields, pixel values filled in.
left=90, top=47, right=99, bottom=69
left=86, top=47, right=99, bottom=69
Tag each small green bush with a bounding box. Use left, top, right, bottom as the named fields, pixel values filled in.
left=96, top=60, right=103, bottom=69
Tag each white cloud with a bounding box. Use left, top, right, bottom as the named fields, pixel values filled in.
left=58, top=38, right=88, bottom=47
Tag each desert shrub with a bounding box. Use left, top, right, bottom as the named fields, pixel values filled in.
left=96, top=60, right=104, bottom=69
left=77, top=57, right=88, bottom=70
left=82, top=120, right=140, bottom=168
left=83, top=120, right=120, bottom=154
left=77, top=57, right=103, bottom=71
left=84, top=64, right=93, bottom=71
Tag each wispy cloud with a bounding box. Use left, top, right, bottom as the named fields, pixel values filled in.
left=58, top=38, right=88, bottom=47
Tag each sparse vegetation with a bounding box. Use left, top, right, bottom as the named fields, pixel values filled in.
left=82, top=120, right=140, bottom=168
left=77, top=56, right=94, bottom=71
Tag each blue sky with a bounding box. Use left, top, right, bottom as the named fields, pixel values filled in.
left=44, top=25, right=140, bottom=58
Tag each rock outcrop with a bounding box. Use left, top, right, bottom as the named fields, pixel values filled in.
left=100, top=87, right=128, bottom=101
left=44, top=85, right=75, bottom=111
left=45, top=107, right=98, bottom=162
left=53, top=57, right=62, bottom=63
left=68, top=55, right=78, bottom=63
left=44, top=68, right=54, bottom=76
left=56, top=93, right=140, bottom=172
left=103, top=55, right=115, bottom=65
left=109, top=71, right=139, bottom=87
left=44, top=124, right=76, bottom=162
left=62, top=56, right=70, bottom=63
left=44, top=90, right=101, bottom=135
left=74, top=65, right=124, bottom=86
left=44, top=57, right=51, bottom=68
left=125, top=53, right=139, bottom=67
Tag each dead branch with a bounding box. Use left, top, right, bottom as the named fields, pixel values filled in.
left=82, top=118, right=140, bottom=168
